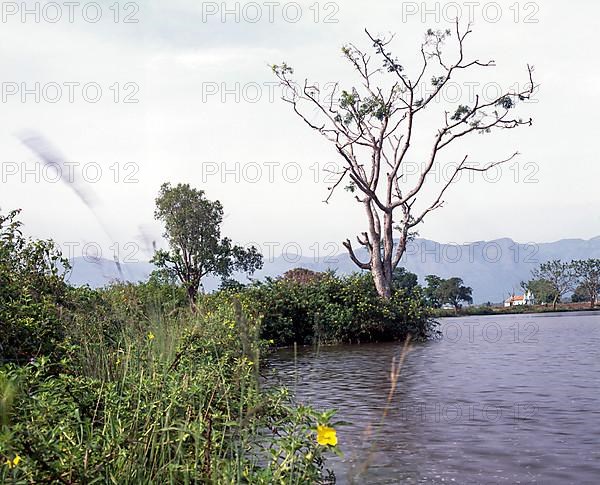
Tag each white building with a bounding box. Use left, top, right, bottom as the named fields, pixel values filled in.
left=504, top=290, right=534, bottom=307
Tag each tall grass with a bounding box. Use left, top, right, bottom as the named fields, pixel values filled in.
left=0, top=295, right=337, bottom=484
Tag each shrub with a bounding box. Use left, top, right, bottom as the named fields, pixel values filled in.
left=239, top=271, right=435, bottom=346
left=0, top=209, right=71, bottom=363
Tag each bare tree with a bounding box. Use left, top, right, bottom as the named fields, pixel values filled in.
left=272, top=21, right=535, bottom=299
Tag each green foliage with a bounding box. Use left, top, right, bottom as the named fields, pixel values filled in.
left=151, top=183, right=263, bottom=303
left=0, top=209, right=71, bottom=363
left=571, top=259, right=600, bottom=308
left=335, top=88, right=390, bottom=126
left=496, top=96, right=515, bottom=109
left=431, top=75, right=445, bottom=87
left=391, top=267, right=419, bottom=294
left=438, top=277, right=473, bottom=310
left=531, top=260, right=577, bottom=309
left=424, top=275, right=443, bottom=308
left=0, top=206, right=444, bottom=483
left=523, top=278, right=559, bottom=305
left=271, top=62, right=294, bottom=76
left=0, top=210, right=339, bottom=482
left=369, top=37, right=404, bottom=73
left=424, top=275, right=472, bottom=310
left=526, top=259, right=600, bottom=309
left=0, top=298, right=338, bottom=484
left=236, top=270, right=434, bottom=346
left=451, top=104, right=471, bottom=121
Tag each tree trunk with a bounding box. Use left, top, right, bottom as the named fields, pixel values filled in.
left=552, top=296, right=558, bottom=311
left=381, top=211, right=394, bottom=298
left=364, top=199, right=393, bottom=300
left=372, top=262, right=392, bottom=299
left=187, top=284, right=198, bottom=311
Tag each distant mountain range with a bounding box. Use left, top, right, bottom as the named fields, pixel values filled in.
left=67, top=236, right=600, bottom=304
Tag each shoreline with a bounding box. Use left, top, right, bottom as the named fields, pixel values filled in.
left=432, top=302, right=599, bottom=318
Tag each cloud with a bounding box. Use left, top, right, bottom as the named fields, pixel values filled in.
left=148, top=47, right=281, bottom=71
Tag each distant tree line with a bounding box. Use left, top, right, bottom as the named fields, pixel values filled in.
left=522, top=259, right=600, bottom=310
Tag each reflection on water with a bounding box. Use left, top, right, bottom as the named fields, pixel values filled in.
left=268, top=311, right=600, bottom=484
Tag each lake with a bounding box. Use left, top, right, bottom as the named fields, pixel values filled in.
left=268, top=311, right=600, bottom=484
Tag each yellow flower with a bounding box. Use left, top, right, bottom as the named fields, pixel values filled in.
left=6, top=455, right=21, bottom=468
left=147, top=332, right=155, bottom=340
left=316, top=425, right=337, bottom=446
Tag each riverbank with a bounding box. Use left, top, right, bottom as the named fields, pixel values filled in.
left=1, top=289, right=340, bottom=483
left=431, top=301, right=598, bottom=317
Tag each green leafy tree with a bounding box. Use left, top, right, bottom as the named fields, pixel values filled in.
left=392, top=267, right=419, bottom=294
left=424, top=275, right=472, bottom=310
left=531, top=260, right=576, bottom=310
left=438, top=277, right=473, bottom=311
left=424, top=275, right=443, bottom=308
left=152, top=183, right=263, bottom=305
left=571, top=259, right=600, bottom=309
left=522, top=278, right=558, bottom=305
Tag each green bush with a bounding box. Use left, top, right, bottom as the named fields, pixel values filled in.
left=0, top=209, right=71, bottom=363
left=234, top=271, right=435, bottom=346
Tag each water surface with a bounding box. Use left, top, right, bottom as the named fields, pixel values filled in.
left=268, top=311, right=600, bottom=484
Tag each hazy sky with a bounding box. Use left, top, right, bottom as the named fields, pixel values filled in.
left=1, top=0, right=598, bottom=264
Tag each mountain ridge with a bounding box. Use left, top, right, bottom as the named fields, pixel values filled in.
left=67, top=236, right=600, bottom=304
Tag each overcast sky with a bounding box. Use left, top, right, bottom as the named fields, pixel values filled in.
left=1, top=0, right=598, bottom=264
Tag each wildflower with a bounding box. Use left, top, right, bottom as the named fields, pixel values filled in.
left=6, top=455, right=21, bottom=468
left=316, top=425, right=337, bottom=446
left=147, top=332, right=155, bottom=340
